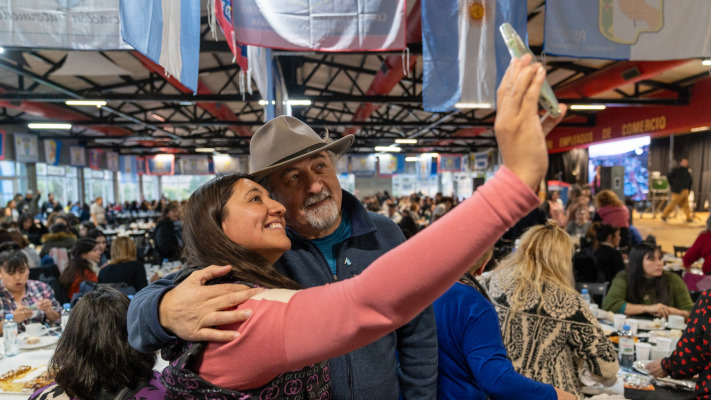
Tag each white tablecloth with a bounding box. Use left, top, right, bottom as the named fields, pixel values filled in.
left=0, top=347, right=55, bottom=399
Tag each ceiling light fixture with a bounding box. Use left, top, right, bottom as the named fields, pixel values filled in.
left=154, top=154, right=175, bottom=162
left=28, top=123, right=72, bottom=130
left=258, top=100, right=276, bottom=105
left=65, top=100, right=107, bottom=108
left=405, top=156, right=419, bottom=162
left=702, top=59, right=711, bottom=66
left=195, top=147, right=216, bottom=153
left=150, top=113, right=166, bottom=122
left=0, top=47, right=5, bottom=54
left=395, top=138, right=418, bottom=144
left=570, top=104, right=606, bottom=110
left=454, top=102, right=493, bottom=109
left=374, top=146, right=401, bottom=152
left=287, top=99, right=312, bottom=106
left=691, top=126, right=710, bottom=132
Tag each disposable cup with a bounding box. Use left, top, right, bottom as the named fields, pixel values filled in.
left=588, top=304, right=599, bottom=318
left=668, top=315, right=686, bottom=329
left=635, top=342, right=651, bottom=361
left=626, top=318, right=639, bottom=335
left=651, top=346, right=668, bottom=360
left=613, top=314, right=626, bottom=331
left=655, top=337, right=673, bottom=352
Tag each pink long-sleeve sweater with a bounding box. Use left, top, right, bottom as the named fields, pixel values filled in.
left=196, top=166, right=540, bottom=390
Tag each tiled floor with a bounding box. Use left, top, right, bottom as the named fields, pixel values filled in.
left=634, top=210, right=709, bottom=255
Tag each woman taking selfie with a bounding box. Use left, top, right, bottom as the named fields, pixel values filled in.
left=139, top=57, right=575, bottom=399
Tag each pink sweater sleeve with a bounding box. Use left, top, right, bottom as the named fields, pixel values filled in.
left=198, top=166, right=539, bottom=389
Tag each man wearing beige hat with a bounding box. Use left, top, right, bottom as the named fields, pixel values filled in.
left=127, top=116, right=438, bottom=400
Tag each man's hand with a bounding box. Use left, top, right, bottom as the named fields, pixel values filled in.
left=494, top=54, right=567, bottom=190
left=158, top=265, right=264, bottom=342
left=646, top=359, right=667, bottom=378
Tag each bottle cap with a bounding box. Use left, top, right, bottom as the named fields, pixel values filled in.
left=5, top=314, right=12, bottom=320
left=63, top=303, right=71, bottom=309
left=581, top=288, right=588, bottom=294
left=622, top=324, right=631, bottom=331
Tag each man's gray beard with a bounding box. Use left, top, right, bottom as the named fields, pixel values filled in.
left=304, top=190, right=340, bottom=231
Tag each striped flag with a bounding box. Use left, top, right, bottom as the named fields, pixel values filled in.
left=544, top=0, right=711, bottom=60
left=232, top=0, right=406, bottom=51
left=120, top=0, right=200, bottom=92
left=422, top=0, right=527, bottom=112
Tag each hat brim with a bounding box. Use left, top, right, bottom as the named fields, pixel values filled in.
left=250, top=135, right=355, bottom=181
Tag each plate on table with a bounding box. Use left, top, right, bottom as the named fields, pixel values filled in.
left=637, top=320, right=665, bottom=331
left=0, top=363, right=50, bottom=393
left=633, top=360, right=652, bottom=375
left=18, top=336, right=58, bottom=350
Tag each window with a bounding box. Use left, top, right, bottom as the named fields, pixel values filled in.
left=83, top=168, right=115, bottom=204
left=36, top=163, right=80, bottom=209
left=160, top=175, right=215, bottom=201
left=142, top=175, right=159, bottom=202
left=118, top=171, right=140, bottom=204
left=0, top=161, right=28, bottom=205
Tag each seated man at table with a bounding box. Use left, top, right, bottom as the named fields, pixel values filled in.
left=0, top=242, right=61, bottom=330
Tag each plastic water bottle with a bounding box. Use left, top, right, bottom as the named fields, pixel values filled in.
left=618, top=324, right=635, bottom=370
left=161, top=258, right=171, bottom=274
left=3, top=314, right=18, bottom=357
left=581, top=288, right=591, bottom=306
left=60, top=303, right=71, bottom=332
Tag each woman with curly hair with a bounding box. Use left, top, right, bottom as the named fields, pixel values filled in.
left=485, top=220, right=618, bottom=398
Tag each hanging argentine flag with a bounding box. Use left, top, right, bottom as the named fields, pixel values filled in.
left=545, top=0, right=711, bottom=60
left=422, top=0, right=527, bottom=112
left=120, top=0, right=200, bottom=92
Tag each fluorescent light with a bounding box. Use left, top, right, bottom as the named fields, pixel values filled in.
left=195, top=147, right=215, bottom=153
left=570, top=104, right=606, bottom=110
left=179, top=101, right=194, bottom=106
left=154, top=154, right=175, bottom=162
left=588, top=136, right=650, bottom=158
left=405, top=156, right=419, bottom=162
left=0, top=47, right=4, bottom=54
left=287, top=99, right=311, bottom=106
left=702, top=59, right=711, bottom=66
left=374, top=146, right=401, bottom=152
left=691, top=126, right=710, bottom=132
left=454, top=102, right=493, bottom=109
left=28, top=123, right=72, bottom=130
left=395, top=138, right=418, bottom=144
left=150, top=113, right=166, bottom=122
left=258, top=100, right=276, bottom=105
left=65, top=100, right=106, bottom=107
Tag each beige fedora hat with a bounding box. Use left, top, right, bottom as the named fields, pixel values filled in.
left=249, top=116, right=354, bottom=180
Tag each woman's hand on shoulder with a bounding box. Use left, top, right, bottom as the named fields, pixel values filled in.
left=159, top=265, right=265, bottom=342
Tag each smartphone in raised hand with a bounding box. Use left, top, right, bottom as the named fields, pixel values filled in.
left=499, top=22, right=561, bottom=118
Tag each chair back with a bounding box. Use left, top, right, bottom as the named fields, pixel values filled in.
left=29, top=264, right=61, bottom=281
left=674, top=246, right=690, bottom=258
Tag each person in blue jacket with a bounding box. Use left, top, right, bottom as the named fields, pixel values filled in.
left=433, top=246, right=574, bottom=400
left=127, top=116, right=438, bottom=400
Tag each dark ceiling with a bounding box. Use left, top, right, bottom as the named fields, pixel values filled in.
left=0, top=0, right=708, bottom=156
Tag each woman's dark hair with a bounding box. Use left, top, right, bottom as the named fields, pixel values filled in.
left=51, top=287, right=155, bottom=399
left=160, top=201, right=180, bottom=220
left=18, top=214, right=33, bottom=229
left=596, top=223, right=619, bottom=243
left=7, top=230, right=29, bottom=249
left=85, top=229, right=104, bottom=240
left=48, top=213, right=69, bottom=227
left=181, top=173, right=300, bottom=289
left=627, top=242, right=669, bottom=305
left=59, top=238, right=97, bottom=291
left=0, top=243, right=28, bottom=274
left=80, top=221, right=96, bottom=234
left=49, top=223, right=70, bottom=234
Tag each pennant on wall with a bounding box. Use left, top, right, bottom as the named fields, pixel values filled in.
left=439, top=154, right=464, bottom=172
left=232, top=0, right=406, bottom=51
left=0, top=131, right=5, bottom=161
left=105, top=151, right=119, bottom=171
left=69, top=146, right=86, bottom=167
left=178, top=155, right=210, bottom=175
left=14, top=133, right=39, bottom=163
left=89, top=149, right=103, bottom=170
left=120, top=0, right=201, bottom=91
left=378, top=154, right=405, bottom=176
left=146, top=155, right=175, bottom=175
left=350, top=154, right=377, bottom=177
left=422, top=0, right=528, bottom=112
left=544, top=0, right=711, bottom=60
left=43, top=139, right=62, bottom=166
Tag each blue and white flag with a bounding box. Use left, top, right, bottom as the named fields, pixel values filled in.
left=232, top=0, right=406, bottom=51
left=120, top=0, right=200, bottom=92
left=422, top=0, right=527, bottom=112
left=544, top=0, right=711, bottom=60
